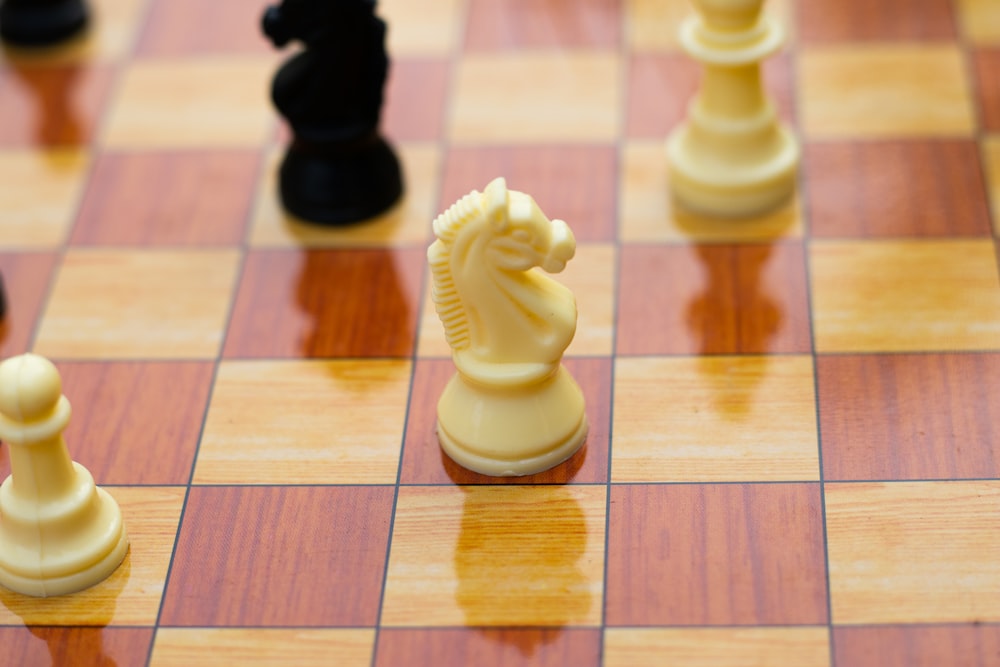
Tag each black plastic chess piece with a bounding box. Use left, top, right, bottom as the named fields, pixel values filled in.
left=0, top=272, right=6, bottom=320
left=0, top=0, right=89, bottom=46
left=262, top=0, right=403, bottom=225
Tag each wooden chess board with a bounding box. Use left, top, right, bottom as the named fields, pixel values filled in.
left=1, top=0, right=999, bottom=664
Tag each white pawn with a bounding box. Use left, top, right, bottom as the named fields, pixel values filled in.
left=667, top=0, right=798, bottom=217
left=0, top=354, right=128, bottom=597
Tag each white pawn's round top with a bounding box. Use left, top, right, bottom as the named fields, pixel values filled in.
left=0, top=353, right=62, bottom=423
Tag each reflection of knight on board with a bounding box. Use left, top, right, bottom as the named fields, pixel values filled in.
left=262, top=0, right=403, bottom=225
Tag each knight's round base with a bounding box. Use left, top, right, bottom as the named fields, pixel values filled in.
left=666, top=126, right=799, bottom=219
left=0, top=0, right=88, bottom=47
left=436, top=366, right=589, bottom=477
left=278, top=134, right=403, bottom=226
left=0, top=525, right=128, bottom=598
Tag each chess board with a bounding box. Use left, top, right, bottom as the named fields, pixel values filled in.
left=1, top=0, right=999, bottom=664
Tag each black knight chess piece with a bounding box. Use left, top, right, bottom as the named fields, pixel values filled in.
left=0, top=0, right=89, bottom=46
left=0, top=271, right=6, bottom=319
left=262, top=0, right=403, bottom=225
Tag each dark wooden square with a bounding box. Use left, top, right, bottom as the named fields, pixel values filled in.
left=0, top=627, right=153, bottom=666
left=973, top=49, right=1000, bottom=132
left=384, top=59, right=451, bottom=142
left=464, top=0, right=621, bottom=51
left=833, top=625, right=1000, bottom=667
left=71, top=150, right=259, bottom=246
left=224, top=248, right=423, bottom=358
left=605, top=483, right=828, bottom=625
left=137, top=0, right=273, bottom=56
left=439, top=146, right=618, bottom=242
left=161, top=485, right=394, bottom=626
left=616, top=242, right=810, bottom=355
left=798, top=0, right=955, bottom=42
left=399, top=357, right=611, bottom=484
left=0, top=252, right=57, bottom=358
left=818, top=353, right=1000, bottom=480
left=375, top=628, right=601, bottom=667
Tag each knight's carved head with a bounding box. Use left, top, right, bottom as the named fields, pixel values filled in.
left=262, top=0, right=376, bottom=48
left=480, top=177, right=576, bottom=274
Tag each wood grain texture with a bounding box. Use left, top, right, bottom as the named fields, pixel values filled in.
left=826, top=481, right=1000, bottom=624
left=617, top=242, right=810, bottom=355
left=376, top=628, right=601, bottom=667
left=604, top=627, right=830, bottom=667
left=810, top=239, right=1000, bottom=352
left=161, top=486, right=394, bottom=627
left=136, top=0, right=274, bottom=56
left=0, top=148, right=89, bottom=247
left=224, top=248, right=423, bottom=358
left=383, top=59, right=450, bottom=142
left=381, top=485, right=606, bottom=626
left=0, top=63, right=114, bottom=147
left=959, top=0, right=1000, bottom=45
left=0, top=361, right=213, bottom=485
left=973, top=49, right=1000, bottom=132
left=798, top=0, right=955, bottom=42
left=982, top=136, right=1000, bottom=235
left=72, top=150, right=260, bottom=246
left=612, top=356, right=819, bottom=482
left=464, top=0, right=621, bottom=51
left=439, top=146, right=618, bottom=243
left=618, top=141, right=803, bottom=243
left=400, top=357, right=611, bottom=485
left=0, top=252, right=57, bottom=358
left=194, top=360, right=410, bottom=484
left=605, top=483, right=828, bottom=626
left=818, top=353, right=1000, bottom=481
left=0, top=627, right=153, bottom=667
left=450, top=53, right=621, bottom=143
left=800, top=46, right=975, bottom=138
left=806, top=140, right=992, bottom=238
left=0, top=486, right=185, bottom=626
left=150, top=629, right=375, bottom=667
left=34, top=249, right=241, bottom=359
left=833, top=625, right=1000, bottom=667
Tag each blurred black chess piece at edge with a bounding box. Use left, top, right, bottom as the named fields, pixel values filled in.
left=0, top=0, right=89, bottom=46
left=0, top=271, right=6, bottom=320
left=262, top=0, right=403, bottom=225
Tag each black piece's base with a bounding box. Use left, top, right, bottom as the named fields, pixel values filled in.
left=0, top=0, right=89, bottom=47
left=278, top=133, right=403, bottom=226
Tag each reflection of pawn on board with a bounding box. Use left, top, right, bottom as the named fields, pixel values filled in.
left=667, top=0, right=799, bottom=217
left=0, top=354, right=128, bottom=597
left=262, top=0, right=403, bottom=225
left=429, top=178, right=588, bottom=477
left=0, top=0, right=89, bottom=46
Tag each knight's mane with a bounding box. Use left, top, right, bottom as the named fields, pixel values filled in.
left=428, top=190, right=484, bottom=351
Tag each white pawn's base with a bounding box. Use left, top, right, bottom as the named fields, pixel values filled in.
left=667, top=122, right=799, bottom=219
left=436, top=366, right=588, bottom=477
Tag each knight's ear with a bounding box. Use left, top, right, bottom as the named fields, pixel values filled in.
left=484, top=177, right=509, bottom=231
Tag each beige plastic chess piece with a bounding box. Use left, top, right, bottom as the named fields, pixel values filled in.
left=428, top=177, right=588, bottom=476
left=667, top=0, right=799, bottom=217
left=0, top=354, right=128, bottom=597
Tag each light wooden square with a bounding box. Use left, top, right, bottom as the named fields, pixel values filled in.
left=34, top=249, right=241, bottom=359
left=618, top=140, right=803, bottom=243
left=381, top=485, right=606, bottom=626
left=826, top=481, right=1000, bottom=624
left=626, top=0, right=790, bottom=52
left=604, top=627, right=830, bottom=667
left=612, top=355, right=819, bottom=482
left=800, top=46, right=975, bottom=139
left=380, top=0, right=461, bottom=56
left=417, top=243, right=615, bottom=358
left=248, top=143, right=438, bottom=247
left=150, top=629, right=374, bottom=667
left=0, top=486, right=185, bottom=626
left=0, top=149, right=89, bottom=248
left=102, top=57, right=276, bottom=148
left=957, top=0, right=1000, bottom=45
left=193, top=360, right=411, bottom=485
left=450, top=53, right=621, bottom=143
left=981, top=136, right=1000, bottom=235
left=810, top=240, right=1000, bottom=352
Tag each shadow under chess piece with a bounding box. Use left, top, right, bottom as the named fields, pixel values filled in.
left=0, top=0, right=89, bottom=46
left=667, top=0, right=798, bottom=218
left=0, top=354, right=128, bottom=597
left=429, top=177, right=588, bottom=477
left=262, top=0, right=403, bottom=225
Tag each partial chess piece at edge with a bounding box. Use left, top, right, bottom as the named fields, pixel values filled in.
left=429, top=178, right=588, bottom=476
left=667, top=0, right=799, bottom=218
left=0, top=0, right=89, bottom=47
left=0, top=353, right=128, bottom=597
